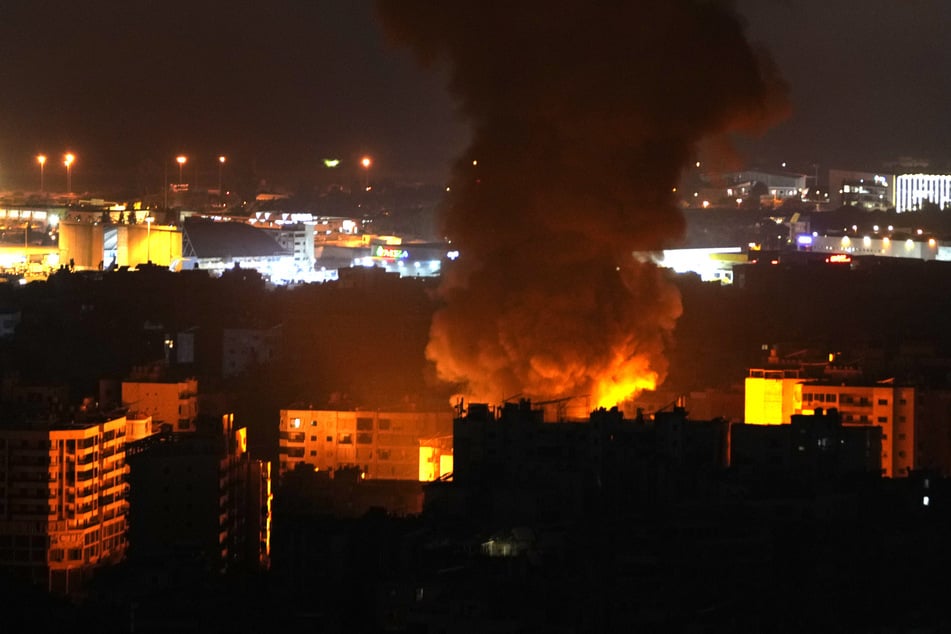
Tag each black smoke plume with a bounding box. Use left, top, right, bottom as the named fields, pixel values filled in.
left=376, top=0, right=787, bottom=408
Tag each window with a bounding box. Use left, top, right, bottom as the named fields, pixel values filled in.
left=357, top=432, right=373, bottom=444
left=309, top=450, right=316, bottom=457
left=356, top=417, right=374, bottom=431
left=877, top=417, right=887, bottom=423
left=326, top=436, right=333, bottom=442
left=310, top=436, right=317, bottom=442
left=378, top=419, right=391, bottom=430
left=338, top=433, right=352, bottom=445
left=878, top=399, right=888, bottom=406
left=310, top=420, right=317, bottom=427
left=826, top=394, right=837, bottom=403
left=290, top=418, right=301, bottom=429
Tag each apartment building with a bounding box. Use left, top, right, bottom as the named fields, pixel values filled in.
left=122, top=375, right=198, bottom=432
left=126, top=414, right=271, bottom=573
left=799, top=382, right=915, bottom=478
left=278, top=408, right=453, bottom=481
left=0, top=415, right=129, bottom=593
left=744, top=368, right=804, bottom=425
left=745, top=367, right=951, bottom=477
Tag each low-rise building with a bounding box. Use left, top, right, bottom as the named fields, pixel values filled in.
left=731, top=409, right=882, bottom=479
left=278, top=407, right=453, bottom=481
left=121, top=370, right=198, bottom=433
left=744, top=362, right=951, bottom=477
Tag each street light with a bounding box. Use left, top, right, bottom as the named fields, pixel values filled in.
left=36, top=155, right=46, bottom=193
left=146, top=216, right=154, bottom=263
left=64, top=153, right=75, bottom=194
left=176, top=155, right=187, bottom=184
left=361, top=156, right=372, bottom=190
left=218, top=155, right=226, bottom=203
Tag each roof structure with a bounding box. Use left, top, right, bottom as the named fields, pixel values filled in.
left=182, top=218, right=291, bottom=259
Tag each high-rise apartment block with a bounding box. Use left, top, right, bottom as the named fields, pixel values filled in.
left=126, top=414, right=271, bottom=572
left=0, top=415, right=129, bottom=593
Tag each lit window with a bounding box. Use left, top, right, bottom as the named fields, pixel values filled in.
left=291, top=418, right=301, bottom=429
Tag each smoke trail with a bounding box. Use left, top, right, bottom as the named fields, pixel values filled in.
left=377, top=0, right=787, bottom=407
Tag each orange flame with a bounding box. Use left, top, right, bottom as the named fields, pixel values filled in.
left=592, top=353, right=658, bottom=410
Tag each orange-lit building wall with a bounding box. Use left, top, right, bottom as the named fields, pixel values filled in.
left=58, top=221, right=104, bottom=270
left=0, top=416, right=129, bottom=593
left=799, top=383, right=916, bottom=478
left=279, top=408, right=453, bottom=481
left=418, top=435, right=454, bottom=482
left=125, top=414, right=154, bottom=442
left=744, top=369, right=803, bottom=424
left=58, top=221, right=183, bottom=270
left=122, top=378, right=198, bottom=432
left=129, top=223, right=183, bottom=268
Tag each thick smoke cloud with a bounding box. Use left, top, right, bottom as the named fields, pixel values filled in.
left=376, top=0, right=787, bottom=408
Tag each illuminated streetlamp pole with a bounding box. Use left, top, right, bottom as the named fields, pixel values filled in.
left=361, top=156, right=371, bottom=191
left=36, top=155, right=46, bottom=194
left=176, top=155, right=187, bottom=185
left=218, top=155, right=226, bottom=204
left=146, top=216, right=154, bottom=263
left=64, top=153, right=75, bottom=194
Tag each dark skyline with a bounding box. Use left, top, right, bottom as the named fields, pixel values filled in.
left=1, top=1, right=950, bottom=193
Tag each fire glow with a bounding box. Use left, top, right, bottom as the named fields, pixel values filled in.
left=378, top=0, right=787, bottom=411
left=593, top=356, right=660, bottom=410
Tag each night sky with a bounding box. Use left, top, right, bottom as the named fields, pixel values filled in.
left=1, top=0, right=950, bottom=192
left=736, top=0, right=951, bottom=172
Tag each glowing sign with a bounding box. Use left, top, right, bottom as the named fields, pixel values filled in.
left=796, top=235, right=813, bottom=246
left=373, top=245, right=408, bottom=259
left=323, top=158, right=340, bottom=168
left=826, top=254, right=852, bottom=264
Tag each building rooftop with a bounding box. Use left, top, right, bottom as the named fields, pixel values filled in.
left=182, top=218, right=291, bottom=259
